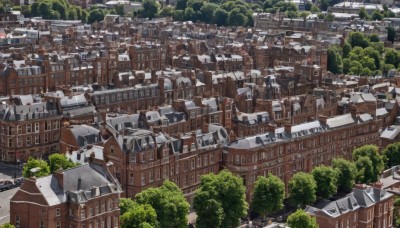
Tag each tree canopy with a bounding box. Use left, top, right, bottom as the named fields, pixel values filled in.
left=252, top=174, right=285, bottom=218
left=288, top=172, right=317, bottom=207
left=22, top=157, right=50, bottom=178
left=48, top=153, right=77, bottom=173
left=384, top=142, right=400, bottom=168
left=287, top=209, right=318, bottom=228
left=119, top=198, right=138, bottom=215
left=312, top=165, right=338, bottom=199
left=135, top=180, right=189, bottom=228
left=353, top=145, right=385, bottom=183
left=120, top=204, right=158, bottom=228
left=332, top=158, right=357, bottom=193
left=193, top=170, right=248, bottom=228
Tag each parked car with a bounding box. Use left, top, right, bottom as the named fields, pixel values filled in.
left=0, top=180, right=15, bottom=191
left=14, top=177, right=24, bottom=186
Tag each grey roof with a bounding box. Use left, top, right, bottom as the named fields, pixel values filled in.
left=326, top=114, right=356, bottom=129
left=69, top=125, right=101, bottom=148
left=361, top=93, right=377, bottom=102
left=106, top=114, right=141, bottom=132
left=380, top=125, right=400, bottom=140
left=0, top=101, right=59, bottom=121
left=67, top=145, right=104, bottom=165
left=376, top=107, right=388, bottom=117
left=60, top=94, right=88, bottom=108
left=34, top=163, right=121, bottom=206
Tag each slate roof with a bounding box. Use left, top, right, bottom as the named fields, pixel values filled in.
left=30, top=163, right=121, bottom=206
left=69, top=125, right=101, bottom=147
left=380, top=125, right=400, bottom=140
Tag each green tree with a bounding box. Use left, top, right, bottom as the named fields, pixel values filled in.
left=252, top=174, right=285, bottom=219
left=172, top=9, right=185, bottom=21
left=200, top=3, right=217, bottom=23
left=361, top=68, right=372, bottom=76
left=287, top=209, right=318, bottom=228
left=371, top=9, right=383, bottom=20
left=385, top=49, right=397, bottom=66
left=369, top=34, right=380, bottom=42
left=387, top=26, right=396, bottom=43
left=139, top=0, right=160, bottom=19
left=312, top=165, right=338, bottom=199
left=67, top=8, right=78, bottom=20
left=355, top=156, right=375, bottom=184
left=115, top=4, right=125, bottom=16
left=0, top=223, right=15, bottom=228
left=288, top=172, right=317, bottom=207
left=311, top=5, right=319, bottom=13
left=383, top=142, right=400, bottom=168
left=214, top=8, right=228, bottom=26
left=184, top=7, right=197, bottom=21
left=353, top=145, right=385, bottom=183
left=228, top=8, right=247, bottom=26
left=135, top=180, right=189, bottom=228
left=48, top=153, right=77, bottom=173
left=342, top=41, right=352, bottom=58
left=359, top=7, right=368, bottom=19
left=287, top=10, right=298, bottom=18
left=175, top=0, right=187, bottom=10
left=394, top=197, right=400, bottom=227
left=332, top=158, right=357, bottom=193
left=361, top=57, right=376, bottom=71
left=87, top=9, right=106, bottom=24
left=304, top=1, right=312, bottom=11
left=349, top=32, right=370, bottom=48
left=349, top=60, right=363, bottom=75
left=158, top=5, right=174, bottom=17
left=193, top=191, right=224, bottom=228
left=343, top=58, right=351, bottom=74
left=22, top=157, right=50, bottom=178
left=121, top=204, right=158, bottom=228
left=325, top=12, right=335, bottom=22
left=327, top=46, right=342, bottom=74
left=193, top=170, right=248, bottom=228
left=119, top=198, right=138, bottom=215
left=187, top=0, right=203, bottom=11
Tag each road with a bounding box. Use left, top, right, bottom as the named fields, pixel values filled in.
left=0, top=187, right=19, bottom=225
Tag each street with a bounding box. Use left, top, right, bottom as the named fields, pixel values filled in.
left=0, top=187, right=19, bottom=225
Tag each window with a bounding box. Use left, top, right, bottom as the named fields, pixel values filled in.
left=26, top=124, right=31, bottom=133
left=81, top=209, right=86, bottom=219
left=35, top=123, right=39, bottom=132
left=101, top=202, right=105, bottom=213
left=203, top=154, right=208, bottom=166
left=17, top=125, right=22, bottom=135
left=149, top=171, right=154, bottom=183
left=56, top=222, right=61, bottom=228
left=16, top=216, right=20, bottom=228
left=210, top=153, right=214, bottom=164
left=39, top=221, right=44, bottom=228
left=90, top=207, right=94, bottom=217
left=56, top=208, right=61, bottom=217
left=141, top=173, right=146, bottom=186
left=108, top=200, right=112, bottom=211
left=35, top=135, right=39, bottom=144
left=95, top=202, right=99, bottom=215
left=110, top=146, right=114, bottom=155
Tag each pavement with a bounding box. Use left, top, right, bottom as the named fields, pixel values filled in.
left=0, top=187, right=19, bottom=225
left=0, top=162, right=22, bottom=181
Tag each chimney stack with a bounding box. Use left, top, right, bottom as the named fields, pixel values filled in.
left=318, top=115, right=328, bottom=126
left=350, top=105, right=357, bottom=119
left=284, top=121, right=292, bottom=134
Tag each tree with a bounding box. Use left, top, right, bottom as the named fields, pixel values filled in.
left=288, top=172, right=317, bottom=207
left=193, top=191, right=224, bottom=228
left=22, top=157, right=50, bottom=178
left=87, top=9, right=106, bottom=24
left=325, top=13, right=335, bottom=22
left=385, top=49, right=397, bottom=66
left=343, top=58, right=351, bottom=74
left=359, top=7, right=368, bottom=19
left=214, top=8, right=228, bottom=26
left=252, top=174, right=285, bottom=219
left=349, top=60, right=363, bottom=75
left=388, top=26, right=396, bottom=43
left=304, top=1, right=312, bottom=11
left=228, top=8, right=247, bottom=26
left=139, top=0, right=160, bottom=19
left=312, top=165, right=338, bottom=199
left=135, top=180, right=189, bottom=228
left=353, top=145, right=385, bottom=183
left=383, top=142, right=400, bottom=168
left=187, top=0, right=203, bottom=11
left=175, top=0, right=187, bottom=10
left=193, top=170, right=248, bottom=228
left=371, top=9, right=383, bottom=20
left=200, top=3, right=217, bottom=23
left=369, top=34, right=380, bottom=42
left=119, top=198, right=138, bottom=215
left=394, top=197, right=400, bottom=227
left=327, top=46, right=342, bottom=74
left=287, top=10, right=298, bottom=18
left=349, top=32, right=370, bottom=48
left=158, top=6, right=174, bottom=17
left=287, top=209, right=318, bottom=228
left=120, top=204, right=158, bottom=228
left=332, top=158, right=357, bottom=193
left=311, top=5, right=319, bottom=13
left=184, top=7, right=197, bottom=21
left=48, top=153, right=77, bottom=173
left=355, top=156, right=375, bottom=184
left=342, top=41, right=352, bottom=58
left=0, top=224, right=15, bottom=228
left=114, top=4, right=125, bottom=16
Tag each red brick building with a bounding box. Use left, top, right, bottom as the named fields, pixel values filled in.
left=223, top=112, right=381, bottom=200
left=306, top=183, right=395, bottom=228
left=10, top=163, right=122, bottom=228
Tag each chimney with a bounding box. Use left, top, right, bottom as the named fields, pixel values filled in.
left=202, top=123, right=209, bottom=134
left=372, top=182, right=384, bottom=189
left=284, top=121, right=291, bottom=134
left=77, top=178, right=82, bottom=190
left=267, top=123, right=277, bottom=132
left=355, top=183, right=367, bottom=190
left=350, top=105, right=357, bottom=119
left=193, top=96, right=203, bottom=107
left=318, top=115, right=328, bottom=126
left=53, top=170, right=64, bottom=189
